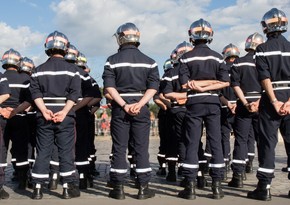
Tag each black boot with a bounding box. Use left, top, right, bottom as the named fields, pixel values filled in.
left=247, top=182, right=271, bottom=201
left=31, top=184, right=43, bottom=200
left=79, top=173, right=88, bottom=190
left=178, top=181, right=196, bottom=200
left=228, top=172, right=243, bottom=188
left=109, top=184, right=125, bottom=200
left=241, top=171, right=247, bottom=180
left=221, top=169, right=228, bottom=182
left=130, top=165, right=136, bottom=178
left=245, top=160, right=253, bottom=173
left=17, top=169, right=28, bottom=190
left=0, top=187, right=9, bottom=199
left=87, top=174, right=94, bottom=188
left=62, top=183, right=80, bottom=199
left=89, top=157, right=100, bottom=177
left=177, top=166, right=182, bottom=176
left=156, top=167, right=166, bottom=176
left=137, top=184, right=155, bottom=200
left=196, top=171, right=206, bottom=189
left=156, top=156, right=166, bottom=176
left=212, top=180, right=224, bottom=199
left=48, top=173, right=59, bottom=190
left=166, top=162, right=176, bottom=182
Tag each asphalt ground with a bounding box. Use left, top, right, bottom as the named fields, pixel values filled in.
left=1, top=135, right=290, bottom=205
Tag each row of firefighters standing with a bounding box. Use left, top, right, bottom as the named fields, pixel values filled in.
left=153, top=7, right=290, bottom=201
left=0, top=33, right=102, bottom=200
left=0, top=6, right=290, bottom=202
left=103, top=7, right=290, bottom=201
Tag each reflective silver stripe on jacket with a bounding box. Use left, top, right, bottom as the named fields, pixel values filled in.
left=272, top=81, right=290, bottom=90
left=188, top=93, right=218, bottom=98
left=119, top=93, right=144, bottom=97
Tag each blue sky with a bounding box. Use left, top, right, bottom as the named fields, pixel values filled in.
left=0, top=0, right=289, bottom=87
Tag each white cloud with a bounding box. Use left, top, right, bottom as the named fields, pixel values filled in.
left=0, top=22, right=44, bottom=65
left=0, top=0, right=289, bottom=82
left=50, top=0, right=290, bottom=59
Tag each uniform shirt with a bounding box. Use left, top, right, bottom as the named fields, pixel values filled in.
left=256, top=34, right=290, bottom=82
left=1, top=70, right=31, bottom=108
left=102, top=44, right=159, bottom=104
left=163, top=63, right=187, bottom=106
left=29, top=56, right=81, bottom=116
left=179, top=43, right=230, bottom=105
left=220, top=62, right=237, bottom=102
left=231, top=52, right=262, bottom=101
left=78, top=67, right=95, bottom=99
left=89, top=76, right=102, bottom=99
left=152, top=68, right=172, bottom=106
left=75, top=67, right=95, bottom=114
left=0, top=72, right=10, bottom=96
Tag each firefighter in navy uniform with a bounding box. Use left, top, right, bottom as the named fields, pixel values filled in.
left=102, top=22, right=159, bottom=200
left=30, top=31, right=81, bottom=200
left=0, top=73, right=11, bottom=199
left=177, top=19, right=230, bottom=200
left=228, top=33, right=263, bottom=188
left=73, top=52, right=97, bottom=189
left=153, top=58, right=173, bottom=177
left=247, top=8, right=290, bottom=201
left=0, top=49, right=31, bottom=190
left=163, top=42, right=193, bottom=183
left=18, top=57, right=36, bottom=189
left=204, top=43, right=240, bottom=179
left=83, top=66, right=102, bottom=178
left=47, top=44, right=85, bottom=190
left=219, top=44, right=239, bottom=179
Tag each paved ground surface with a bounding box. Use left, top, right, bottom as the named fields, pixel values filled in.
left=1, top=135, right=290, bottom=205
